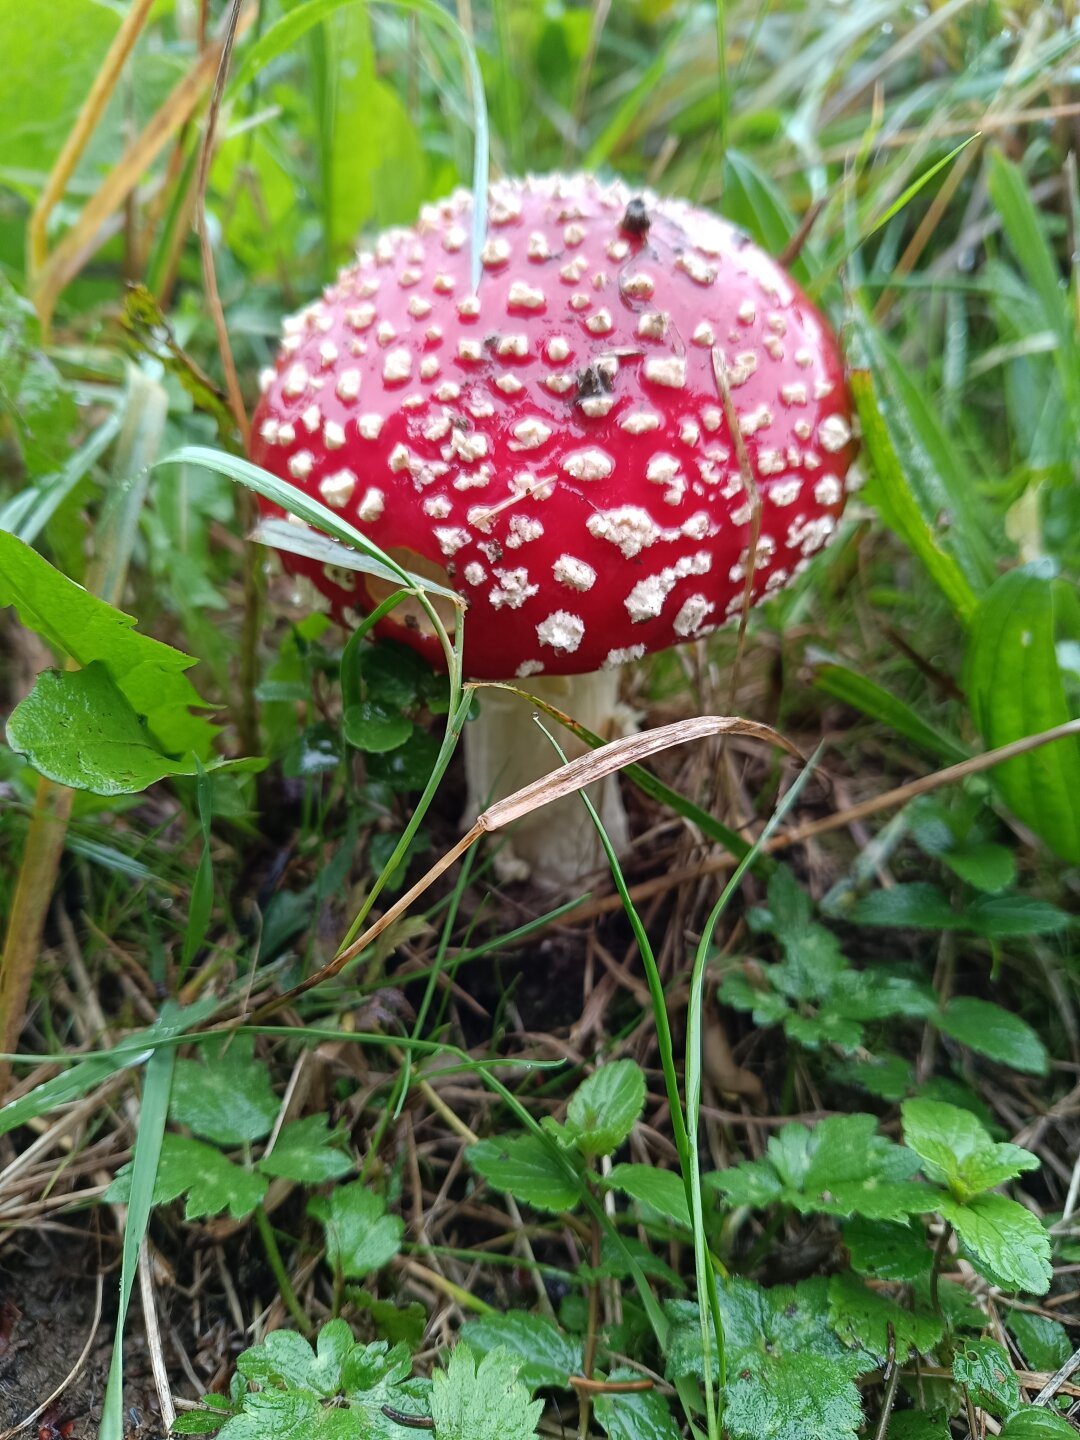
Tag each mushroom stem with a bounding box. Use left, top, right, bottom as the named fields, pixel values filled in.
left=463, top=670, right=632, bottom=890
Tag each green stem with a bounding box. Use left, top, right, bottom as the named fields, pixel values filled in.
left=254, top=1203, right=312, bottom=1336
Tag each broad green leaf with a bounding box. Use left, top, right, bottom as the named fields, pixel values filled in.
left=460, top=1311, right=583, bottom=1390
left=594, top=1371, right=684, bottom=1440
left=938, top=1194, right=1052, bottom=1294
left=466, top=1135, right=584, bottom=1213
left=0, top=1, right=119, bottom=186
left=257, top=1115, right=355, bottom=1182
left=937, top=998, right=1048, bottom=1076
left=0, top=529, right=216, bottom=759
left=812, top=659, right=969, bottom=766
left=430, top=1345, right=542, bottom=1440
left=710, top=1114, right=930, bottom=1221
left=939, top=841, right=1017, bottom=894
left=0, top=275, right=77, bottom=476
left=316, top=8, right=427, bottom=261
left=1007, top=1312, right=1072, bottom=1372
left=8, top=663, right=204, bottom=795
left=827, top=1271, right=943, bottom=1361
left=999, top=1411, right=1080, bottom=1439
left=309, top=1183, right=404, bottom=1278
left=343, top=700, right=413, bottom=754
left=170, top=1034, right=280, bottom=1145
left=953, top=1337, right=1022, bottom=1418
left=566, top=1060, right=646, bottom=1157
left=843, top=1218, right=932, bottom=1281
left=901, top=1100, right=1039, bottom=1200
left=106, top=1134, right=268, bottom=1221
left=604, top=1164, right=692, bottom=1230
left=966, top=563, right=1080, bottom=863
left=909, top=1274, right=988, bottom=1333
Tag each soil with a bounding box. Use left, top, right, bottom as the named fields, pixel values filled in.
left=0, top=1233, right=161, bottom=1440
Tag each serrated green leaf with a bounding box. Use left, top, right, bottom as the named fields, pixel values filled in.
left=953, top=1338, right=1022, bottom=1418
left=939, top=1193, right=1051, bottom=1294
left=216, top=1390, right=356, bottom=1440
left=467, top=1135, right=584, bottom=1213
left=1007, top=1312, right=1072, bottom=1372
left=604, top=1164, right=691, bottom=1229
left=711, top=1114, right=930, bottom=1221
left=827, top=1271, right=943, bottom=1362
left=309, top=1183, right=403, bottom=1278
left=170, top=1035, right=279, bottom=1145
left=937, top=998, right=1048, bottom=1076
left=832, top=1052, right=913, bottom=1102
left=594, top=1370, right=683, bottom=1440
left=239, top=1322, right=351, bottom=1395
left=843, top=1218, right=932, bottom=1281
left=0, top=529, right=216, bottom=761
left=566, top=1060, right=646, bottom=1157
left=431, top=1346, right=541, bottom=1440
left=106, top=1134, right=267, bottom=1220
left=901, top=1100, right=1039, bottom=1200
left=257, top=1115, right=354, bottom=1182
left=966, top=563, right=1080, bottom=864
left=347, top=1290, right=427, bottom=1349
left=785, top=1008, right=864, bottom=1053
left=999, top=1409, right=1080, bottom=1439
left=459, top=1311, right=582, bottom=1390
left=719, top=970, right=792, bottom=1025
left=172, top=1409, right=235, bottom=1434
left=665, top=1277, right=860, bottom=1405
left=847, top=883, right=958, bottom=929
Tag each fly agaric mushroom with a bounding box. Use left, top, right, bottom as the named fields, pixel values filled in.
left=250, top=175, right=856, bottom=888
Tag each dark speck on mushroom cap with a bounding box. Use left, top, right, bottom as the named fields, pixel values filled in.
left=250, top=173, right=857, bottom=680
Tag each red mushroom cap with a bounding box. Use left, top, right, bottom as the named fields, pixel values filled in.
left=250, top=174, right=856, bottom=680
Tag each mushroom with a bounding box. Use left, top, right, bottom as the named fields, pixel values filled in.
left=250, top=175, right=857, bottom=888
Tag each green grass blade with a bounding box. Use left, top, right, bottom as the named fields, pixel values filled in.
left=864, top=134, right=981, bottom=239
left=811, top=657, right=970, bottom=766
left=96, top=1006, right=180, bottom=1439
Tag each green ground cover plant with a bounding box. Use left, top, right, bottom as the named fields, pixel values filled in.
left=1, top=2, right=1079, bottom=1439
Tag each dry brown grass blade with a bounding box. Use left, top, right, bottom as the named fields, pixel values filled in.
left=501, top=716, right=1080, bottom=933
left=478, top=714, right=801, bottom=829
left=244, top=714, right=800, bottom=1020
left=33, top=36, right=230, bottom=331
left=194, top=0, right=250, bottom=447
left=28, top=0, right=156, bottom=280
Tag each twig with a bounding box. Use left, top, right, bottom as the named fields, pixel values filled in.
left=1032, top=1346, right=1080, bottom=1408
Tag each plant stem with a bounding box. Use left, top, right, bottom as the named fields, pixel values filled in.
left=0, top=779, right=75, bottom=1096
left=930, top=1221, right=953, bottom=1317
left=254, top=1204, right=312, bottom=1336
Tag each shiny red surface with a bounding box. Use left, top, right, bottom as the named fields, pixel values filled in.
left=251, top=175, right=856, bottom=679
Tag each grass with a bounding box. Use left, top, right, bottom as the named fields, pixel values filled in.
left=1, top=2, right=1079, bottom=1439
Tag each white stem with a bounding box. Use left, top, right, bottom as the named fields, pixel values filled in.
left=463, top=670, right=633, bottom=890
